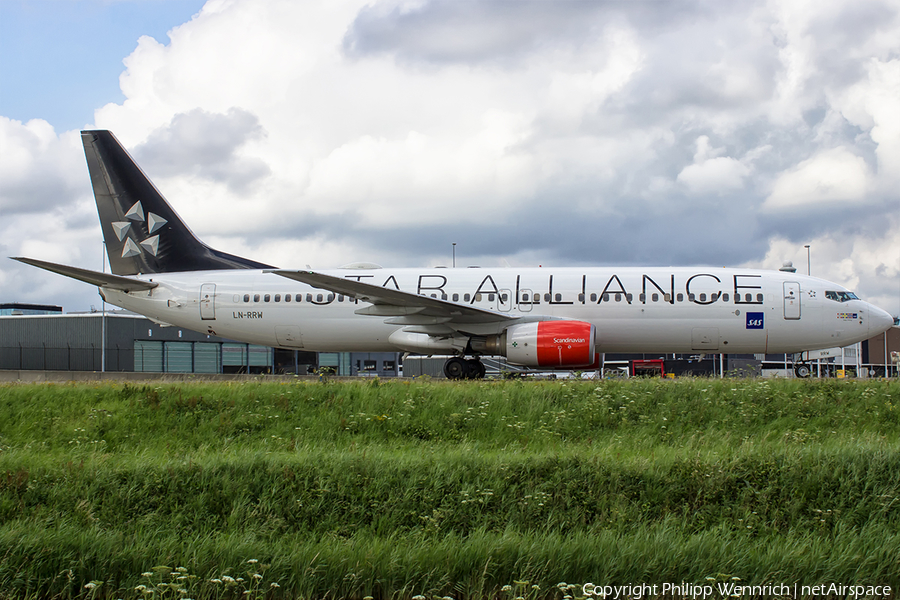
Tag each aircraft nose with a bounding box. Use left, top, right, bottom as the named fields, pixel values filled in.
left=869, top=304, right=894, bottom=336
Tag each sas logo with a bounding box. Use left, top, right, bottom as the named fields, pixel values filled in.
left=837, top=312, right=858, bottom=321
left=746, top=312, right=764, bottom=329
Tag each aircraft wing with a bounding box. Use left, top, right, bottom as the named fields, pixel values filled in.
left=268, top=269, right=516, bottom=324
left=12, top=257, right=158, bottom=292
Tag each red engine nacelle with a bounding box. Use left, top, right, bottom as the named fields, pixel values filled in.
left=505, top=321, right=596, bottom=368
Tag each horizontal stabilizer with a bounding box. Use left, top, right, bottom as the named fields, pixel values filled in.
left=11, top=257, right=158, bottom=292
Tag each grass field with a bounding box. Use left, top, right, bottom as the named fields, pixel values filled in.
left=1, top=377, right=898, bottom=599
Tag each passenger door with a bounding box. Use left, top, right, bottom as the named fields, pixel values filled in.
left=783, top=282, right=801, bottom=320
left=200, top=283, right=216, bottom=320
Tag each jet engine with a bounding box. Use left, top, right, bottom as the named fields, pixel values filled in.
left=469, top=320, right=597, bottom=368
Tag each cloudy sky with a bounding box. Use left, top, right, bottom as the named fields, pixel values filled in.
left=1, top=0, right=898, bottom=317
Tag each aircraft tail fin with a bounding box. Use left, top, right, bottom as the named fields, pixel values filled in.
left=81, top=130, right=274, bottom=275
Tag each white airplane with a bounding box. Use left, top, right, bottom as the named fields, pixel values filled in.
left=13, top=130, right=895, bottom=379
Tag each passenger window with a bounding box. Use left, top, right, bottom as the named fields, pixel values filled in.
left=296, top=294, right=302, bottom=302
left=745, top=293, right=752, bottom=302
left=578, top=293, right=585, bottom=302
left=544, top=293, right=551, bottom=302
left=316, top=294, right=323, bottom=302
left=626, top=293, right=633, bottom=302
left=521, top=293, right=529, bottom=302
left=639, top=293, right=646, bottom=302
left=615, top=293, right=622, bottom=302
left=756, top=293, right=764, bottom=302
left=590, top=293, right=597, bottom=302
left=500, top=294, right=508, bottom=302
left=306, top=294, right=313, bottom=302
left=253, top=294, right=260, bottom=302
left=327, top=294, right=334, bottom=302
left=722, top=293, right=728, bottom=302
left=652, top=293, right=659, bottom=302
left=452, top=293, right=459, bottom=301
left=555, top=293, right=562, bottom=302
left=442, top=293, right=448, bottom=300
left=475, top=293, right=482, bottom=302
left=274, top=294, right=281, bottom=302
left=689, top=294, right=695, bottom=302
left=663, top=293, right=671, bottom=302
left=677, top=293, right=683, bottom=302
left=464, top=294, right=471, bottom=302
left=284, top=294, right=291, bottom=303
left=602, top=293, right=610, bottom=302
left=489, top=294, right=495, bottom=301
left=699, top=293, right=706, bottom=302
left=243, top=294, right=250, bottom=303
left=264, top=294, right=270, bottom=302
left=338, top=295, right=344, bottom=302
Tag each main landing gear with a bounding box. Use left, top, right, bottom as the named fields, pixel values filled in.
left=444, top=357, right=487, bottom=380
left=794, top=363, right=812, bottom=378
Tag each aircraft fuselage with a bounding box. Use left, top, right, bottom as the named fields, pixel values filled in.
left=101, top=266, right=886, bottom=356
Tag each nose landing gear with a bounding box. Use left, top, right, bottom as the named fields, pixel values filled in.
left=444, top=356, right=487, bottom=380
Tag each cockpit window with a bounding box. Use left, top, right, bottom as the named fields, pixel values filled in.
left=825, top=291, right=859, bottom=302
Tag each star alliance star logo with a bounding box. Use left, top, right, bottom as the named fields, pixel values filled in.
left=113, top=201, right=167, bottom=258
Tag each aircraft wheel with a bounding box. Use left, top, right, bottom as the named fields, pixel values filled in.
left=467, top=359, right=486, bottom=379
left=794, top=364, right=812, bottom=378
left=444, top=357, right=469, bottom=380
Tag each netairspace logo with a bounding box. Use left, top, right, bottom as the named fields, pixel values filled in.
left=580, top=582, right=893, bottom=598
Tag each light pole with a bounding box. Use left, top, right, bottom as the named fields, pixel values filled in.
left=804, top=245, right=810, bottom=275
left=101, top=241, right=107, bottom=373
left=452, top=243, right=456, bottom=268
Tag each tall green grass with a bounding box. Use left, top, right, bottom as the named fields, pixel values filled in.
left=0, top=378, right=898, bottom=599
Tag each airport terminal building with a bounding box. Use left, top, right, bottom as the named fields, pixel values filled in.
left=0, top=306, right=400, bottom=378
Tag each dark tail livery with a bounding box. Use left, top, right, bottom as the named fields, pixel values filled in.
left=82, top=130, right=273, bottom=275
